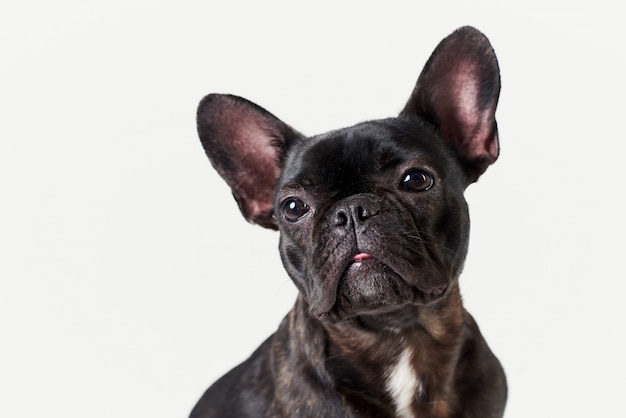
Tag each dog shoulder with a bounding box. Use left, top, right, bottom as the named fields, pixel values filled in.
left=189, top=336, right=276, bottom=418
left=453, top=311, right=508, bottom=417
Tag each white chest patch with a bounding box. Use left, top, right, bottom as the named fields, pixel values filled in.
left=386, top=348, right=422, bottom=418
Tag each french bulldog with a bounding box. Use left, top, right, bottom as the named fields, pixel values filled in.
left=190, top=26, right=507, bottom=418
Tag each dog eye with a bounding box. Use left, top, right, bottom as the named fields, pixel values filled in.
left=281, top=197, right=311, bottom=222
left=401, top=169, right=434, bottom=192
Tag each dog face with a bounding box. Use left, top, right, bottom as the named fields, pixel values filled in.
left=275, top=118, right=471, bottom=322
left=197, top=26, right=500, bottom=326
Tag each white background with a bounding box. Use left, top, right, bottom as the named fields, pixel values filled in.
left=1, top=1, right=625, bottom=417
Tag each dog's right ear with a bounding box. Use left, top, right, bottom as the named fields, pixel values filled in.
left=196, top=94, right=303, bottom=230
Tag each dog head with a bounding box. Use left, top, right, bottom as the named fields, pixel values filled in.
left=197, top=26, right=500, bottom=325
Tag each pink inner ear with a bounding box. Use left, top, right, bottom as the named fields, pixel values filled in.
left=223, top=114, right=282, bottom=223
left=441, top=61, right=498, bottom=162
left=198, top=94, right=293, bottom=229
left=453, top=62, right=481, bottom=134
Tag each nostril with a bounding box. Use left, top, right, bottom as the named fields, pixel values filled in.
left=357, top=206, right=367, bottom=221
left=332, top=210, right=348, bottom=226
left=357, top=205, right=378, bottom=221
left=331, top=195, right=381, bottom=227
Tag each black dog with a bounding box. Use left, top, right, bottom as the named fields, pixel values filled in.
left=190, top=26, right=507, bottom=418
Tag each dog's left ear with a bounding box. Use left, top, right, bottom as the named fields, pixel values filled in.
left=401, top=26, right=501, bottom=183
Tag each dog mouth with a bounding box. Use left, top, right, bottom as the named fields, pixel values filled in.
left=352, top=252, right=375, bottom=262
left=347, top=253, right=447, bottom=296
left=314, top=252, right=448, bottom=322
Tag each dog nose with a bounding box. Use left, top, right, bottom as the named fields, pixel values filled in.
left=331, top=195, right=380, bottom=227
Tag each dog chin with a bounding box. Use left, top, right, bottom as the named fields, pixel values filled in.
left=315, top=258, right=447, bottom=324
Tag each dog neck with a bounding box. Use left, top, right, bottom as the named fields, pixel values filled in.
left=289, top=284, right=465, bottom=417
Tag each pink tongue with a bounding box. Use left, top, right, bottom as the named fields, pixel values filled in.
left=353, top=253, right=373, bottom=261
